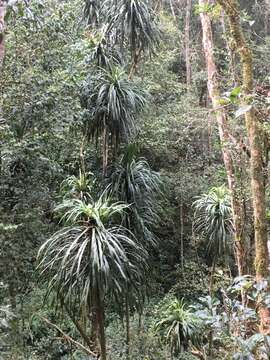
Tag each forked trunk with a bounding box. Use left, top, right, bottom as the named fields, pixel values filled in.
left=216, top=0, right=270, bottom=333
left=199, top=0, right=247, bottom=277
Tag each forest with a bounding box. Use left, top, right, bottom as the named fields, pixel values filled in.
left=1, top=0, right=270, bottom=359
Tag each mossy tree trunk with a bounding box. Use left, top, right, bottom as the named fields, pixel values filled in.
left=199, top=0, right=247, bottom=276
left=185, top=0, right=192, bottom=88
left=216, top=0, right=270, bottom=333
left=0, top=0, right=6, bottom=67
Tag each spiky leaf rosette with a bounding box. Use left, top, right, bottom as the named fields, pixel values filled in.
left=193, top=186, right=234, bottom=258
left=80, top=67, right=146, bottom=146
left=37, top=190, right=147, bottom=317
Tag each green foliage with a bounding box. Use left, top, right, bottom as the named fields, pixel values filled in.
left=37, top=187, right=147, bottom=315
left=155, top=297, right=203, bottom=354
left=2, top=0, right=270, bottom=359
left=81, top=66, right=146, bottom=145
left=108, top=0, right=161, bottom=57
left=111, top=144, right=163, bottom=246
left=193, top=186, right=233, bottom=260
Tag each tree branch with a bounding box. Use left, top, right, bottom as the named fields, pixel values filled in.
left=37, top=315, right=97, bottom=358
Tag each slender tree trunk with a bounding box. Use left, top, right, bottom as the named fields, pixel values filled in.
left=199, top=0, right=247, bottom=277
left=185, top=0, right=192, bottom=88
left=125, top=294, right=130, bottom=358
left=96, top=296, right=106, bottom=360
left=216, top=0, right=270, bottom=333
left=265, top=0, right=270, bottom=35
left=128, top=47, right=142, bottom=80
left=8, top=281, right=20, bottom=347
left=64, top=304, right=93, bottom=351
left=138, top=311, right=142, bottom=334
left=92, top=288, right=107, bottom=360
left=220, top=10, right=237, bottom=85
left=0, top=0, right=6, bottom=67
left=179, top=198, right=184, bottom=273
left=102, top=121, right=108, bottom=177
left=209, top=259, right=216, bottom=297
left=90, top=306, right=99, bottom=352
left=169, top=0, right=176, bottom=20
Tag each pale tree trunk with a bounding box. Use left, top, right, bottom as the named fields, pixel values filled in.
left=0, top=0, right=6, bottom=67
left=0, top=0, right=7, bottom=175
left=216, top=0, right=270, bottom=333
left=265, top=0, right=270, bottom=35
left=169, top=0, right=176, bottom=20
left=185, top=0, right=192, bottom=88
left=199, top=0, right=247, bottom=277
left=220, top=10, right=237, bottom=85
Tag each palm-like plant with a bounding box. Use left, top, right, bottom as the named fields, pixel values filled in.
left=193, top=186, right=233, bottom=259
left=110, top=144, right=162, bottom=354
left=87, top=30, right=122, bottom=68
left=156, top=298, right=202, bottom=356
left=193, top=186, right=233, bottom=294
left=61, top=170, right=95, bottom=200
left=111, top=144, right=162, bottom=247
left=84, top=0, right=100, bottom=27
left=80, top=67, right=146, bottom=175
left=37, top=190, right=147, bottom=360
left=105, top=0, right=160, bottom=77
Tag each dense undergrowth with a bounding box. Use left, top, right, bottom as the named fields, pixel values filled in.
left=1, top=0, right=270, bottom=359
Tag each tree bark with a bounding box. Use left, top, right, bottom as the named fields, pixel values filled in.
left=199, top=0, right=247, bottom=277
left=265, top=0, right=270, bottom=35
left=220, top=10, right=237, bottom=86
left=185, top=0, right=192, bottom=88
left=0, top=0, right=6, bottom=67
left=125, top=294, right=130, bottom=358
left=216, top=0, right=270, bottom=333
left=102, top=120, right=108, bottom=177
left=96, top=295, right=106, bottom=360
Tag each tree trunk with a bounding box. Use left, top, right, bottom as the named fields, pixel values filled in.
left=125, top=294, right=130, bottom=358
left=102, top=121, right=108, bottom=177
left=0, top=0, right=6, bottom=67
left=96, top=296, right=106, bottom=360
left=199, top=0, right=247, bottom=277
left=185, top=0, right=192, bottom=88
left=265, top=0, right=270, bottom=35
left=216, top=0, right=270, bottom=333
left=179, top=198, right=184, bottom=273
left=220, top=10, right=237, bottom=86
left=8, top=281, right=20, bottom=347
left=169, top=0, right=176, bottom=20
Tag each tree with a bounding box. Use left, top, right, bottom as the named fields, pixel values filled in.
left=216, top=0, right=270, bottom=333
left=111, top=144, right=162, bottom=247
left=37, top=189, right=147, bottom=360
left=80, top=67, right=146, bottom=176
left=185, top=0, right=192, bottom=88
left=110, top=144, right=162, bottom=354
left=155, top=297, right=202, bottom=357
left=193, top=186, right=234, bottom=293
left=199, top=0, right=247, bottom=276
left=0, top=0, right=6, bottom=67
left=105, top=0, right=160, bottom=78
